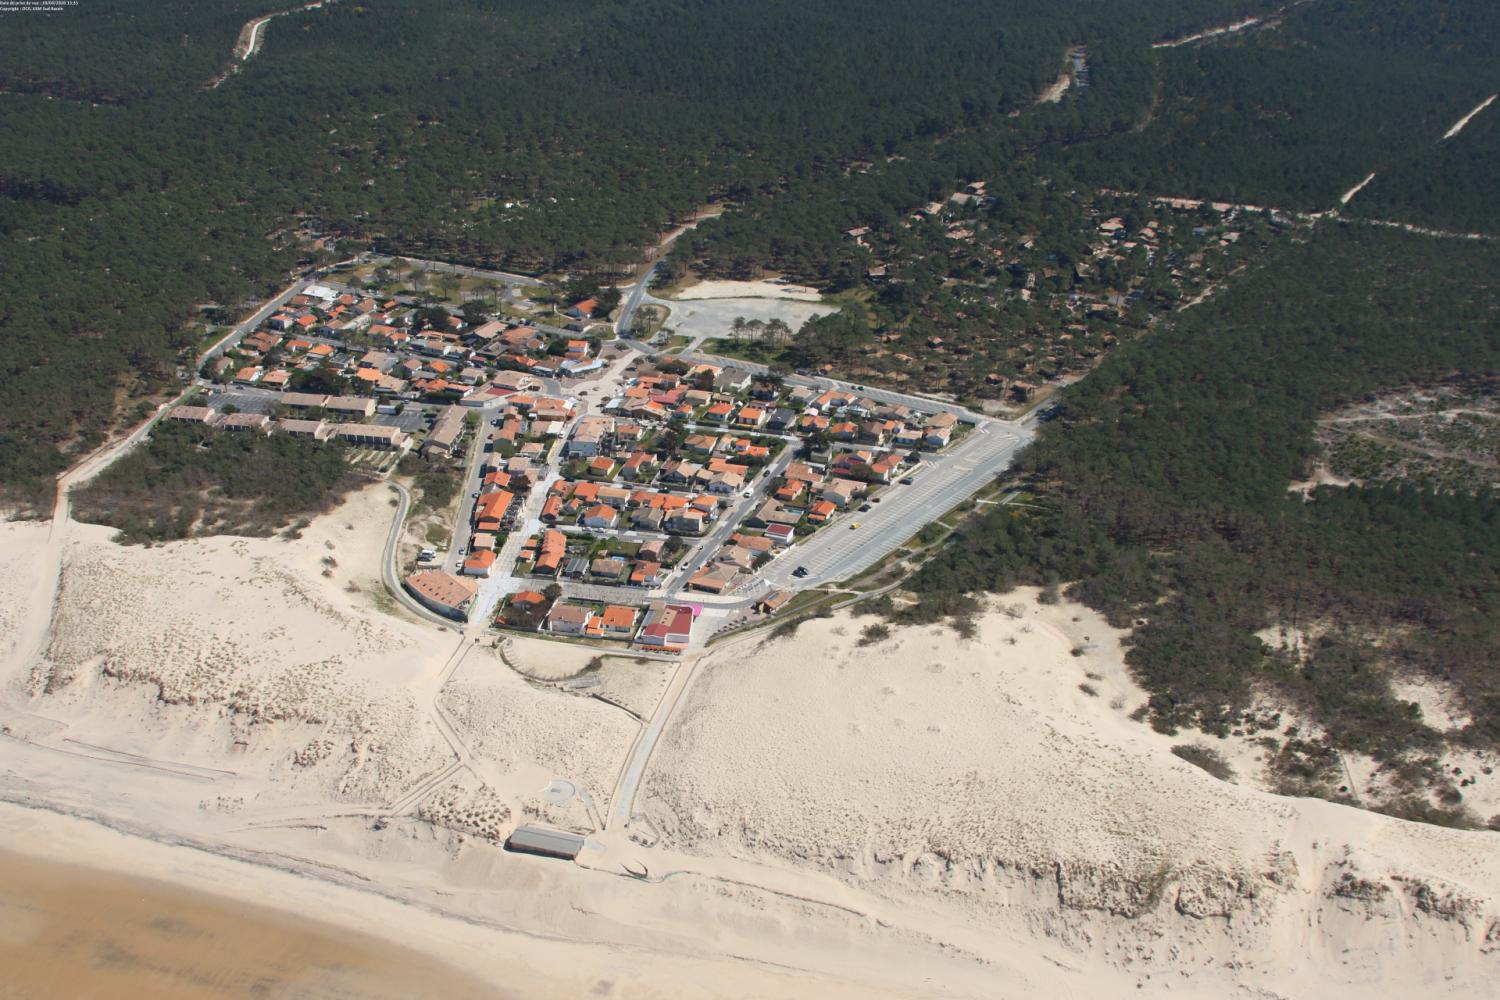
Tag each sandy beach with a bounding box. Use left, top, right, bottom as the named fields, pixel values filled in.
left=0, top=845, right=496, bottom=1000
left=2, top=487, right=1498, bottom=998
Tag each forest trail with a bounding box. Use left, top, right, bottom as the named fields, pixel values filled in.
left=1441, top=93, right=1498, bottom=141
left=1338, top=172, right=1376, bottom=206
left=208, top=1, right=336, bottom=90
left=1152, top=0, right=1318, bottom=50
left=1153, top=16, right=1265, bottom=48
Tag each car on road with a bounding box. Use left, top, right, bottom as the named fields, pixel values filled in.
left=859, top=503, right=872, bottom=512
left=899, top=476, right=915, bottom=485
left=871, top=496, right=881, bottom=503
left=849, top=522, right=861, bottom=530
left=742, top=489, right=754, bottom=498
left=792, top=566, right=809, bottom=578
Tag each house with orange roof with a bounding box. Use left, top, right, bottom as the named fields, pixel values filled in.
left=544, top=602, right=593, bottom=635
left=533, top=531, right=567, bottom=575
left=582, top=504, right=619, bottom=529
left=594, top=605, right=639, bottom=638
left=733, top=406, right=766, bottom=429
left=706, top=457, right=749, bottom=476
left=540, top=496, right=563, bottom=522
left=307, top=343, right=334, bottom=359
left=629, top=560, right=664, bottom=587
left=687, top=563, right=739, bottom=594
left=462, top=550, right=497, bottom=577
left=620, top=451, right=654, bottom=480
left=807, top=499, right=837, bottom=523
left=730, top=533, right=775, bottom=554
left=474, top=490, right=514, bottom=527
left=596, top=485, right=633, bottom=507
left=774, top=482, right=806, bottom=504
left=703, top=402, right=734, bottom=423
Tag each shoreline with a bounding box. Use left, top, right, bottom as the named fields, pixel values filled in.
left=0, top=798, right=924, bottom=1000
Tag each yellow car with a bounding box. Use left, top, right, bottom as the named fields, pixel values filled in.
left=849, top=521, right=861, bottom=529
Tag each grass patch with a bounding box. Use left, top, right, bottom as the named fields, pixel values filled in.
left=1170, top=744, right=1236, bottom=783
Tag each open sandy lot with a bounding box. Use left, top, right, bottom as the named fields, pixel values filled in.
left=672, top=279, right=824, bottom=301
left=646, top=289, right=831, bottom=345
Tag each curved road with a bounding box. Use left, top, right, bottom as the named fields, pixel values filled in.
left=381, top=483, right=465, bottom=629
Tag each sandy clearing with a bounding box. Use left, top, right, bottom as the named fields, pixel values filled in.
left=670, top=279, right=824, bottom=302
left=1037, top=72, right=1071, bottom=104
left=440, top=648, right=637, bottom=823
left=647, top=294, right=831, bottom=345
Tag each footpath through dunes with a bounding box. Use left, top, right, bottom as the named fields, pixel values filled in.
left=639, top=593, right=1500, bottom=998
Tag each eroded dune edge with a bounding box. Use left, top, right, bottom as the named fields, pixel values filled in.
left=1, top=487, right=1496, bottom=999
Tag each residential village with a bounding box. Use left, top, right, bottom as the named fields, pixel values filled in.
left=163, top=268, right=993, bottom=655
left=783, top=178, right=1297, bottom=405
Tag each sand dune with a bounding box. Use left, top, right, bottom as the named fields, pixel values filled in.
left=2, top=489, right=1497, bottom=998
left=641, top=596, right=1500, bottom=997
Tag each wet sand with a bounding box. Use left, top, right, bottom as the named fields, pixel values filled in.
left=0, top=849, right=500, bottom=1000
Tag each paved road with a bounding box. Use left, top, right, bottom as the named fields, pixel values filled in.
left=607, top=653, right=698, bottom=830
left=615, top=260, right=663, bottom=337
left=759, top=420, right=1032, bottom=591
left=675, top=350, right=982, bottom=423
left=204, top=280, right=306, bottom=362
left=663, top=447, right=796, bottom=593
left=442, top=409, right=508, bottom=572
left=395, top=256, right=546, bottom=289
left=383, top=483, right=466, bottom=629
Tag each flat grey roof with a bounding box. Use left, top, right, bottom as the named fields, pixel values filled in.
left=505, top=825, right=585, bottom=860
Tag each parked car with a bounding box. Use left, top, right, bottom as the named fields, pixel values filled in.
left=871, top=496, right=881, bottom=503
left=792, top=566, right=809, bottom=578
left=899, top=476, right=915, bottom=485
left=859, top=503, right=872, bottom=512
left=849, top=522, right=861, bottom=530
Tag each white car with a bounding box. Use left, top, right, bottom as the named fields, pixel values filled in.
left=742, top=489, right=754, bottom=498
